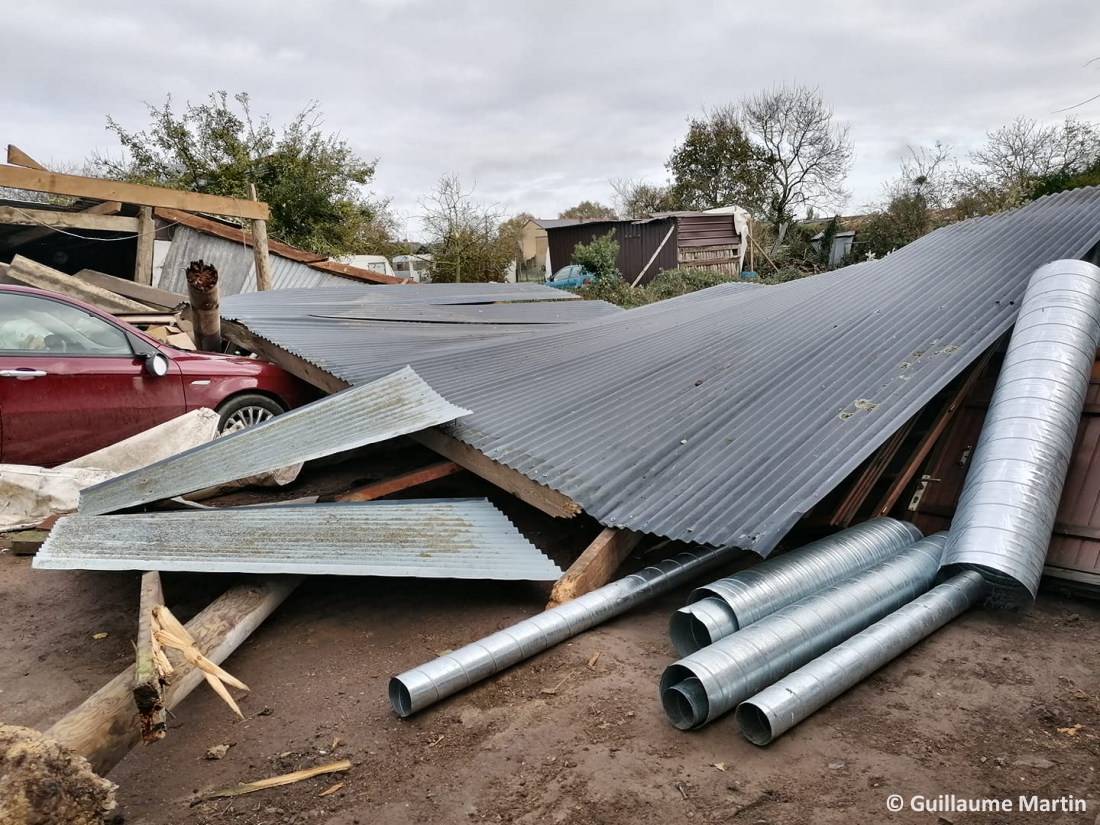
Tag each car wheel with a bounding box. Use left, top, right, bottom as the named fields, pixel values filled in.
left=216, top=394, right=286, bottom=434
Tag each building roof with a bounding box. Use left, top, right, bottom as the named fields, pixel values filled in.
left=222, top=187, right=1100, bottom=554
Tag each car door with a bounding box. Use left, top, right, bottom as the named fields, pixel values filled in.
left=0, top=290, right=187, bottom=466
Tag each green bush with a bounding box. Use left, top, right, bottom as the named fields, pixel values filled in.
left=571, top=230, right=619, bottom=281
left=576, top=266, right=766, bottom=307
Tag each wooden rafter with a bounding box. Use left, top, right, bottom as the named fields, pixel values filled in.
left=547, top=527, right=643, bottom=608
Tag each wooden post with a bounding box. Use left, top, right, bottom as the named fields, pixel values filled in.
left=133, top=206, right=155, bottom=285
left=133, top=572, right=166, bottom=744
left=46, top=576, right=301, bottom=776
left=185, top=260, right=221, bottom=352
left=547, top=527, right=643, bottom=608
left=248, top=183, right=273, bottom=291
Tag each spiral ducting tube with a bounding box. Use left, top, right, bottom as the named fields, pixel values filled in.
left=941, top=259, right=1100, bottom=607
left=390, top=545, right=734, bottom=717
left=735, top=570, right=987, bottom=745
left=670, top=518, right=922, bottom=655
left=660, top=533, right=946, bottom=730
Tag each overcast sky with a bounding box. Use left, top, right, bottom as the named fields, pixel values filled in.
left=7, top=0, right=1100, bottom=239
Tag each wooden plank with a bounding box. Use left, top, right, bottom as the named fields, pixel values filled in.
left=74, top=268, right=186, bottom=309
left=873, top=347, right=996, bottom=517
left=335, top=461, right=463, bottom=502
left=309, top=258, right=409, bottom=285
left=1043, top=565, right=1100, bottom=588
left=547, top=528, right=643, bottom=608
left=8, top=255, right=151, bottom=313
left=221, top=320, right=579, bottom=518
left=133, top=571, right=167, bottom=744
left=0, top=205, right=137, bottom=233
left=221, top=320, right=349, bottom=394
left=1052, top=521, right=1100, bottom=542
left=411, top=428, right=581, bottom=519
left=154, top=207, right=326, bottom=264
left=6, top=144, right=46, bottom=171
left=0, top=164, right=269, bottom=220
left=828, top=418, right=915, bottom=527
left=133, top=206, right=155, bottom=285
left=247, top=184, right=273, bottom=291
left=0, top=201, right=130, bottom=250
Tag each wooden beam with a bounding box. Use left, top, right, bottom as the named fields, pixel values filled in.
left=220, top=321, right=580, bottom=518
left=828, top=418, right=915, bottom=527
left=133, top=571, right=166, bottom=744
left=547, top=528, right=643, bottom=608
left=0, top=201, right=131, bottom=250
left=336, top=461, right=463, bottom=502
left=308, top=258, right=409, bottom=285
left=75, top=268, right=186, bottom=309
left=410, top=428, right=581, bottom=519
left=133, top=206, right=155, bottom=285
left=248, top=184, right=273, bottom=291
left=0, top=164, right=269, bottom=220
left=46, top=577, right=301, bottom=776
left=6, top=144, right=46, bottom=171
left=873, top=347, right=996, bottom=517
left=221, top=320, right=349, bottom=394
left=7, top=255, right=151, bottom=314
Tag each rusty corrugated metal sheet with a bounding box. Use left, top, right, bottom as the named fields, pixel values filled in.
left=674, top=214, right=739, bottom=248
left=546, top=219, right=678, bottom=285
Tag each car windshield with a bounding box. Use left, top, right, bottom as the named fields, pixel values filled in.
left=0, top=292, right=133, bottom=355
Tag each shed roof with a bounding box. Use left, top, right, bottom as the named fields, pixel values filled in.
left=222, top=187, right=1100, bottom=554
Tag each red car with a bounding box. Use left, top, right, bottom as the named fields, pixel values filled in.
left=0, top=285, right=318, bottom=466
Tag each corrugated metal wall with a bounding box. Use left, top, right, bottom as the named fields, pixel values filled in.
left=546, top=219, right=678, bottom=286
left=156, top=226, right=351, bottom=296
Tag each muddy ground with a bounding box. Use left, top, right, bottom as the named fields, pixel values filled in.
left=2, top=451, right=1099, bottom=824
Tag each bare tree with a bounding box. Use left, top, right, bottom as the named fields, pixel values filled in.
left=419, top=174, right=514, bottom=283
left=740, top=84, right=854, bottom=228
left=608, top=177, right=682, bottom=219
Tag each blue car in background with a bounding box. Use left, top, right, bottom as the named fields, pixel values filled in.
left=546, top=264, right=595, bottom=289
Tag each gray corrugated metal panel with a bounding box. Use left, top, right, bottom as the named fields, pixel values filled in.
left=223, top=188, right=1100, bottom=553
left=79, top=367, right=470, bottom=515
left=220, top=281, right=581, bottom=311
left=322, top=299, right=622, bottom=324
left=156, top=226, right=352, bottom=295
left=35, top=499, right=563, bottom=580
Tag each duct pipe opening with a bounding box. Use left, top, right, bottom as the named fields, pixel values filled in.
left=735, top=703, right=775, bottom=746
left=661, top=674, right=708, bottom=731
left=669, top=599, right=738, bottom=656
left=389, top=678, right=414, bottom=718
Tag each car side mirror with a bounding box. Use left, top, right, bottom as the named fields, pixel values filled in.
left=144, top=352, right=170, bottom=377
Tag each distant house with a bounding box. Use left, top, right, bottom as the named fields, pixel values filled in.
left=542, top=208, right=749, bottom=286
left=519, top=218, right=587, bottom=280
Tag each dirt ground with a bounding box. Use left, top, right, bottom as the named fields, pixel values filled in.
left=2, top=452, right=1099, bottom=824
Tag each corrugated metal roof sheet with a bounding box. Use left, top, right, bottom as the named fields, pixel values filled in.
left=221, top=188, right=1100, bottom=554
left=79, top=367, right=470, bottom=515
left=156, top=225, right=353, bottom=295
left=35, top=499, right=563, bottom=580
left=221, top=282, right=581, bottom=312
left=321, top=299, right=621, bottom=324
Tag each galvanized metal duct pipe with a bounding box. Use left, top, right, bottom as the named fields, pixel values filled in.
left=941, top=260, right=1100, bottom=608
left=390, top=545, right=734, bottom=717
left=735, top=570, right=987, bottom=745
left=660, top=533, right=946, bottom=730
left=670, top=518, right=922, bottom=655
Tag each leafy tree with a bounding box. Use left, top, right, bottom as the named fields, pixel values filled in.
left=740, top=84, right=854, bottom=230
left=420, top=174, right=516, bottom=283
left=609, top=178, right=684, bottom=219
left=571, top=230, right=619, bottom=281
left=92, top=91, right=397, bottom=256
left=558, top=200, right=618, bottom=220
left=666, top=106, right=771, bottom=214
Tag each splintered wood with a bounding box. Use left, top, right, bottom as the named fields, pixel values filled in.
left=151, top=605, right=250, bottom=720
left=133, top=572, right=167, bottom=744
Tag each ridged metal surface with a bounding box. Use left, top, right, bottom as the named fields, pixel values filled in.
left=322, top=300, right=622, bottom=324
left=79, top=367, right=470, bottom=515
left=34, top=499, right=562, bottom=580
left=941, top=260, right=1100, bottom=607
left=157, top=226, right=352, bottom=295
left=670, top=518, right=922, bottom=655
left=659, top=534, right=947, bottom=730
left=735, top=570, right=986, bottom=745
left=222, top=189, right=1100, bottom=553
left=389, top=545, right=737, bottom=717
left=222, top=282, right=582, bottom=311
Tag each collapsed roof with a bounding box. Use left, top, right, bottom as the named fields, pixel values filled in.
left=221, top=187, right=1100, bottom=555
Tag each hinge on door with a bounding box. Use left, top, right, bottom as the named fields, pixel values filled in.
left=907, top=474, right=942, bottom=511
